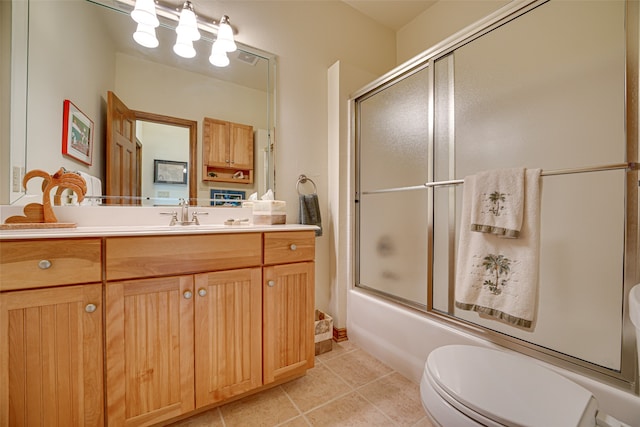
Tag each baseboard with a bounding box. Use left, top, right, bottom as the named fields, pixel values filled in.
left=333, top=326, right=348, bottom=342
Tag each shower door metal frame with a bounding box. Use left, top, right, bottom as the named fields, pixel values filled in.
left=352, top=0, right=639, bottom=393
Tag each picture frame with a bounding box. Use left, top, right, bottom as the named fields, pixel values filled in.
left=154, top=159, right=188, bottom=184
left=210, top=189, right=246, bottom=206
left=62, top=99, right=94, bottom=165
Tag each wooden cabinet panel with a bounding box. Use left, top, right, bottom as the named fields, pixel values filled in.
left=229, top=123, right=254, bottom=169
left=0, top=239, right=102, bottom=291
left=106, top=233, right=262, bottom=281
left=263, top=262, right=315, bottom=384
left=203, top=118, right=229, bottom=168
left=105, top=276, right=194, bottom=426
left=263, top=231, right=316, bottom=265
left=194, top=268, right=262, bottom=407
left=203, top=117, right=254, bottom=184
left=0, top=284, right=103, bottom=426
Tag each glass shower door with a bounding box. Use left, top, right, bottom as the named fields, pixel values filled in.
left=356, top=65, right=430, bottom=307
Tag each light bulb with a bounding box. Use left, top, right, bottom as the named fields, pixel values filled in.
left=131, top=0, right=159, bottom=27
left=216, top=16, right=237, bottom=53
left=133, top=23, right=159, bottom=48
left=209, top=40, right=230, bottom=67
left=173, top=32, right=196, bottom=58
left=176, top=1, right=200, bottom=41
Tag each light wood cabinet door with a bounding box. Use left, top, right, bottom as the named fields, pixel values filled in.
left=203, top=118, right=229, bottom=168
left=263, top=262, right=315, bottom=384
left=105, top=276, right=194, bottom=427
left=194, top=268, right=262, bottom=408
left=229, top=122, right=254, bottom=169
left=0, top=284, right=103, bottom=427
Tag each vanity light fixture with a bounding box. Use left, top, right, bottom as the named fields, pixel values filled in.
left=131, top=0, right=159, bottom=27
left=133, top=22, right=159, bottom=48
left=127, top=0, right=237, bottom=67
left=173, top=1, right=199, bottom=58
left=209, top=40, right=230, bottom=67
left=215, top=15, right=237, bottom=53
left=175, top=1, right=200, bottom=41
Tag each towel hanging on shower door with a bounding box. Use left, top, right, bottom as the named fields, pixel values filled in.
left=455, top=168, right=542, bottom=328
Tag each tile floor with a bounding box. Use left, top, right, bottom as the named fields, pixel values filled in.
left=170, top=340, right=434, bottom=427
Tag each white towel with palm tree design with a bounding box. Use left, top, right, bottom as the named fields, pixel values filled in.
left=469, top=167, right=525, bottom=238
left=455, top=168, right=542, bottom=328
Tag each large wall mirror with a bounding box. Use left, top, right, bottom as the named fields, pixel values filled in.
left=2, top=0, right=276, bottom=206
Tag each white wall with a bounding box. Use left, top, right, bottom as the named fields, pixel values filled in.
left=137, top=121, right=190, bottom=203
left=328, top=60, right=378, bottom=329
left=396, top=0, right=508, bottom=64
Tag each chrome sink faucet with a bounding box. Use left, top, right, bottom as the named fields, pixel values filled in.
left=161, top=198, right=208, bottom=226
left=179, top=198, right=190, bottom=223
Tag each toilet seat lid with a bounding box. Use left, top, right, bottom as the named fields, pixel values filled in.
left=426, top=345, right=596, bottom=427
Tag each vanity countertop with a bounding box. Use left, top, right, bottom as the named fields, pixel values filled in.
left=0, top=224, right=319, bottom=240
left=0, top=205, right=319, bottom=240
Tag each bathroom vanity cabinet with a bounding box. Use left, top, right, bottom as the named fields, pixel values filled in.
left=202, top=117, right=254, bottom=184
left=0, top=229, right=316, bottom=427
left=263, top=232, right=316, bottom=383
left=0, top=239, right=104, bottom=426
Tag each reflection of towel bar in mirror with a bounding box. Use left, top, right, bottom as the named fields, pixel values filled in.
left=361, top=162, right=639, bottom=195
left=297, top=174, right=317, bottom=195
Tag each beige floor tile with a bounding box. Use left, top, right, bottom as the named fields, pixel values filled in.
left=323, top=349, right=394, bottom=388
left=277, top=416, right=312, bottom=427
left=358, top=372, right=427, bottom=426
left=282, top=364, right=353, bottom=412
left=169, top=408, right=223, bottom=426
left=412, top=416, right=436, bottom=427
left=304, top=391, right=392, bottom=427
left=316, top=340, right=358, bottom=362
left=219, top=386, right=300, bottom=427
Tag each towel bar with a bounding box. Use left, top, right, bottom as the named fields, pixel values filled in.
left=361, top=162, right=639, bottom=195
left=297, top=174, right=318, bottom=195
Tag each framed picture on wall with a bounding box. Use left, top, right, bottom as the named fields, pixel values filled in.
left=154, top=160, right=188, bottom=184
left=62, top=99, right=94, bottom=165
left=210, top=189, right=246, bottom=206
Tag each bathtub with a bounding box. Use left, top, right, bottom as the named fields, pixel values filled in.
left=347, top=289, right=640, bottom=425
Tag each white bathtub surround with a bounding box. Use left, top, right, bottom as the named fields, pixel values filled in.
left=347, top=290, right=640, bottom=426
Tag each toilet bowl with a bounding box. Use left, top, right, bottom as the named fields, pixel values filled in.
left=420, top=344, right=630, bottom=427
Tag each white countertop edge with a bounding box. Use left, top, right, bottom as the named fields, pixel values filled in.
left=0, top=224, right=320, bottom=240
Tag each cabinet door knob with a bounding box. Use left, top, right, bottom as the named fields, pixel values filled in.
left=38, top=259, right=52, bottom=269
left=290, top=244, right=297, bottom=251
left=85, top=303, right=97, bottom=313
left=183, top=290, right=193, bottom=299
left=267, top=280, right=276, bottom=287
left=198, top=288, right=207, bottom=297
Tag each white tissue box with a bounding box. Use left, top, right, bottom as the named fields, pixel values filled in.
left=246, top=200, right=286, bottom=225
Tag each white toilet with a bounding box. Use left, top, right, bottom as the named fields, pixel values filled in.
left=419, top=283, right=640, bottom=427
